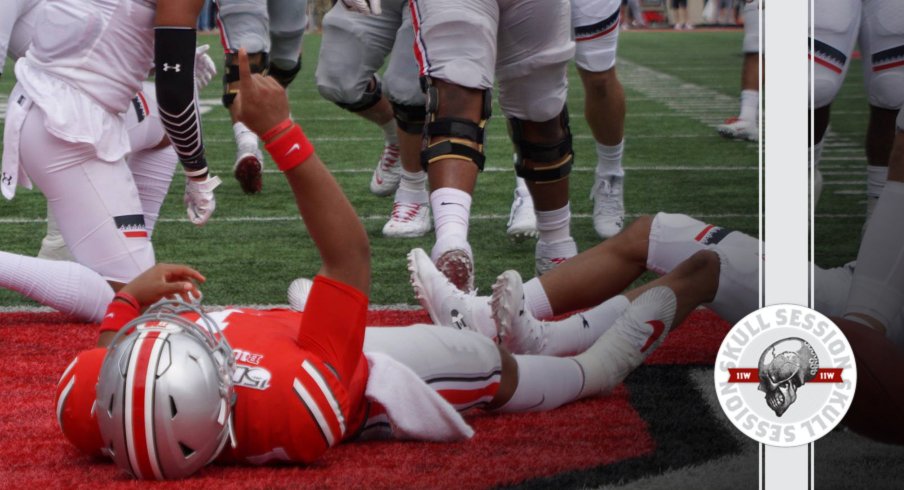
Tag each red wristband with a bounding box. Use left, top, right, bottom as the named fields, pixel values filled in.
left=265, top=123, right=315, bottom=172
left=262, top=118, right=295, bottom=142
left=113, top=291, right=140, bottom=310
left=98, top=299, right=140, bottom=334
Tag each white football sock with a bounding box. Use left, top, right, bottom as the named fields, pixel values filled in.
left=381, top=119, right=399, bottom=146
left=0, top=251, right=114, bottom=322
left=128, top=145, right=178, bottom=235
left=739, top=89, right=758, bottom=122
left=515, top=176, right=530, bottom=194
left=233, top=121, right=259, bottom=149
left=536, top=203, right=571, bottom=243
left=595, top=140, right=625, bottom=178
left=523, top=277, right=554, bottom=320
left=866, top=164, right=888, bottom=221
left=495, top=355, right=585, bottom=413
left=537, top=295, right=631, bottom=357
left=430, top=187, right=472, bottom=253
left=395, top=169, right=428, bottom=204
left=845, top=181, right=904, bottom=331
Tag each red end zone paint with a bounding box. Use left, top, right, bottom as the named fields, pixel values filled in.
left=0, top=308, right=728, bottom=488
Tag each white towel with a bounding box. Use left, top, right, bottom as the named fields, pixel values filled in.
left=364, top=351, right=474, bottom=442
left=1, top=84, right=33, bottom=200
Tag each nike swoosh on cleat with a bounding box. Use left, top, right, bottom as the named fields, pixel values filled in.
left=640, top=320, right=666, bottom=353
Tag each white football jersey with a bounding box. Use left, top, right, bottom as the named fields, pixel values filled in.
left=22, top=0, right=156, bottom=113
left=0, top=0, right=42, bottom=71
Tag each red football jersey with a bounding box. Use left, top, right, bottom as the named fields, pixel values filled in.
left=56, top=276, right=370, bottom=466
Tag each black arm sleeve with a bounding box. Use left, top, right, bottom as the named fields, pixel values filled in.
left=155, top=27, right=208, bottom=176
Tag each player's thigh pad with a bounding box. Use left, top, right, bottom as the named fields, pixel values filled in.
left=18, top=107, right=154, bottom=283
left=363, top=325, right=502, bottom=410
left=742, top=0, right=761, bottom=54
left=218, top=0, right=271, bottom=53
left=384, top=9, right=426, bottom=107
left=409, top=0, right=498, bottom=90
left=496, top=0, right=573, bottom=121
left=860, top=0, right=904, bottom=109
left=315, top=4, right=399, bottom=104
left=572, top=0, right=621, bottom=72
left=267, top=0, right=307, bottom=67
left=646, top=213, right=713, bottom=275
left=811, top=0, right=861, bottom=108
left=125, top=83, right=166, bottom=153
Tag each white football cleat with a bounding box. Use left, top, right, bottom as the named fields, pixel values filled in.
left=535, top=237, right=577, bottom=276
left=287, top=277, right=314, bottom=311
left=383, top=202, right=432, bottom=238
left=590, top=174, right=625, bottom=239
left=431, top=238, right=475, bottom=293
left=574, top=286, right=677, bottom=397
left=506, top=189, right=538, bottom=242
left=408, top=248, right=496, bottom=339
left=491, top=270, right=548, bottom=355
left=369, top=143, right=402, bottom=197
left=717, top=117, right=759, bottom=142
left=233, top=142, right=264, bottom=194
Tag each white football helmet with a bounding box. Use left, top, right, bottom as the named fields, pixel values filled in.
left=95, top=298, right=236, bottom=480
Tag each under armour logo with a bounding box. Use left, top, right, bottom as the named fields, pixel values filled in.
left=1, top=172, right=11, bottom=186
left=162, top=63, right=181, bottom=72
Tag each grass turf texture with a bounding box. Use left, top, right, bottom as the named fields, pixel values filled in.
left=0, top=30, right=760, bottom=307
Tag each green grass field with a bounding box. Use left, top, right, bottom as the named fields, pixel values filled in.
left=0, top=30, right=864, bottom=308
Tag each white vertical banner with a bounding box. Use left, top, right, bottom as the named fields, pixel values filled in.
left=763, top=0, right=812, bottom=487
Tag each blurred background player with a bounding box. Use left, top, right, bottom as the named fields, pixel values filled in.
left=407, top=0, right=575, bottom=290
left=217, top=0, right=308, bottom=194
left=1, top=0, right=220, bottom=299
left=573, top=0, right=631, bottom=239
left=315, top=0, right=433, bottom=237
left=810, top=0, right=904, bottom=214
left=718, top=0, right=760, bottom=142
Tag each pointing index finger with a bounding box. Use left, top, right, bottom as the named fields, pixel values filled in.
left=237, top=48, right=252, bottom=94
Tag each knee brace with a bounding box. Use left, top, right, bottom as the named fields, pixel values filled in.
left=391, top=102, right=427, bottom=135
left=335, top=75, right=383, bottom=112
left=420, top=79, right=492, bottom=171
left=222, top=51, right=269, bottom=108
left=268, top=56, right=302, bottom=88
left=508, top=106, right=573, bottom=183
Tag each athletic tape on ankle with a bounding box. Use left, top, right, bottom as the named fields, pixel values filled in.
left=264, top=122, right=315, bottom=172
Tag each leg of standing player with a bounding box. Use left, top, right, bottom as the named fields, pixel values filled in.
left=217, top=0, right=307, bottom=194
left=573, top=0, right=628, bottom=239
left=496, top=0, right=577, bottom=277
left=381, top=3, right=433, bottom=238
left=718, top=0, right=761, bottom=142
left=857, top=0, right=904, bottom=221
left=315, top=2, right=408, bottom=201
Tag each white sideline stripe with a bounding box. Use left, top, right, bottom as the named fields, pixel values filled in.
left=258, top=165, right=758, bottom=175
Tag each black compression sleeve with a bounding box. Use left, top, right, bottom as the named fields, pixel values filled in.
left=155, top=27, right=208, bottom=176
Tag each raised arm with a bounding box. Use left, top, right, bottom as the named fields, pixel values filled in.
left=232, top=49, right=371, bottom=294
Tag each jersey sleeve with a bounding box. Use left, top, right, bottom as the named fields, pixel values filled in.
left=55, top=347, right=107, bottom=457
left=297, top=275, right=368, bottom=381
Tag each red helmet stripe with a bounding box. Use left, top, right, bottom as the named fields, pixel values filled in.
left=125, top=331, right=167, bottom=480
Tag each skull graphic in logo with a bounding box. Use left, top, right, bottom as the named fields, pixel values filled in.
left=757, top=338, right=819, bottom=417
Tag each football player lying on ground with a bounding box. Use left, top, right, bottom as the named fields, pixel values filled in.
left=53, top=49, right=722, bottom=480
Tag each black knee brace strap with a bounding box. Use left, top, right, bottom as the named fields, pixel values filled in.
left=420, top=80, right=492, bottom=171
left=269, top=57, right=302, bottom=88
left=336, top=76, right=382, bottom=112
left=222, top=51, right=269, bottom=107
left=391, top=102, right=427, bottom=135
left=509, top=107, right=574, bottom=183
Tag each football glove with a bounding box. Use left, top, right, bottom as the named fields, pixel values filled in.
left=194, top=44, right=217, bottom=91
left=340, top=0, right=382, bottom=15
left=184, top=174, right=222, bottom=226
